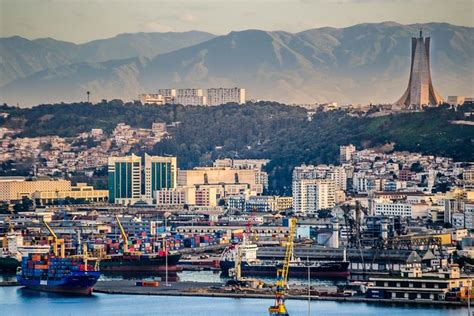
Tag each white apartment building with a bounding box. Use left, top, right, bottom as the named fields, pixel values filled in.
left=157, top=89, right=177, bottom=98
left=328, top=166, right=347, bottom=191
left=340, top=144, right=356, bottom=164
left=452, top=212, right=466, bottom=229
left=206, top=88, right=245, bottom=106
left=464, top=168, right=474, bottom=191
left=465, top=202, right=474, bottom=229
left=140, top=87, right=245, bottom=106
left=373, top=201, right=431, bottom=219
left=139, top=88, right=206, bottom=106
left=293, top=178, right=336, bottom=213
left=155, top=188, right=186, bottom=207
left=176, top=89, right=206, bottom=106
left=374, top=202, right=412, bottom=217
left=352, top=173, right=382, bottom=194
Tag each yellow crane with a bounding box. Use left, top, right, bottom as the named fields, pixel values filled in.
left=43, top=220, right=65, bottom=258
left=115, top=215, right=129, bottom=253
left=268, top=218, right=297, bottom=316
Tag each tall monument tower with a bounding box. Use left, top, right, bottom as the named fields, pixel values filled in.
left=395, top=30, right=443, bottom=110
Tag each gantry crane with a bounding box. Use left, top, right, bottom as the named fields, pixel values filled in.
left=43, top=220, right=65, bottom=258
left=268, top=218, right=297, bottom=316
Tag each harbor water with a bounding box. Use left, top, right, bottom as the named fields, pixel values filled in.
left=1, top=271, right=468, bottom=315
left=0, top=286, right=467, bottom=316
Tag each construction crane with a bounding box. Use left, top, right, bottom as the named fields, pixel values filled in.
left=115, top=215, right=129, bottom=253
left=43, top=220, right=65, bottom=258
left=268, top=218, right=297, bottom=316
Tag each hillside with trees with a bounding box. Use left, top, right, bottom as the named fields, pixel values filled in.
left=1, top=101, right=473, bottom=194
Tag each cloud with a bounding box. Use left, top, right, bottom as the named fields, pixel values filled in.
left=180, top=13, right=197, bottom=23
left=142, top=21, right=174, bottom=32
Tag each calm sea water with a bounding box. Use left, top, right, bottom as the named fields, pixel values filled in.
left=0, top=286, right=467, bottom=316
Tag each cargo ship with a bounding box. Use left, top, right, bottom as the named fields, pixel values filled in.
left=99, top=251, right=181, bottom=273
left=220, top=241, right=349, bottom=278
left=221, top=259, right=350, bottom=278
left=100, top=216, right=181, bottom=273
left=17, top=253, right=100, bottom=295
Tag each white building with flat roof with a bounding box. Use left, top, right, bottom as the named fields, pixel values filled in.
left=207, top=88, right=245, bottom=106
left=293, top=178, right=335, bottom=214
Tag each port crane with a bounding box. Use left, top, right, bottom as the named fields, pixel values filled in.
left=115, top=215, right=142, bottom=255
left=42, top=220, right=65, bottom=258
left=115, top=215, right=129, bottom=253
left=268, top=218, right=297, bottom=316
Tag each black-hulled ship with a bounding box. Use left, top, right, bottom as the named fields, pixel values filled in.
left=220, top=241, right=349, bottom=278
left=99, top=251, right=181, bottom=273
left=220, top=259, right=349, bottom=278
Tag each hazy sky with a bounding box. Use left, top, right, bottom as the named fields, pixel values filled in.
left=1, top=0, right=472, bottom=43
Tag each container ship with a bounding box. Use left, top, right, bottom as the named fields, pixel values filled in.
left=17, top=253, right=100, bottom=295
left=99, top=215, right=182, bottom=273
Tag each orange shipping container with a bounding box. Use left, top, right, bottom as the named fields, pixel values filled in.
left=35, top=264, right=48, bottom=269
left=142, top=281, right=160, bottom=287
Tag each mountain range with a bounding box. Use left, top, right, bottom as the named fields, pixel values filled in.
left=0, top=22, right=472, bottom=107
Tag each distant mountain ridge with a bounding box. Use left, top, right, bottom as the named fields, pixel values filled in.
left=0, top=31, right=216, bottom=88
left=0, top=22, right=472, bottom=107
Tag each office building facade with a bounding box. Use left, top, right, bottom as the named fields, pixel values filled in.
left=144, top=154, right=177, bottom=201
left=108, top=154, right=142, bottom=205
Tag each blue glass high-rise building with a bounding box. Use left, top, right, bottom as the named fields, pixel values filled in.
left=108, top=154, right=142, bottom=205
